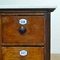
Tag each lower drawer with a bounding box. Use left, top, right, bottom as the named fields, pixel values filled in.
left=2, top=47, right=44, bottom=60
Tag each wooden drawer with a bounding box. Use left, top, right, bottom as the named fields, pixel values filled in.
left=2, top=47, right=44, bottom=60
left=2, top=15, right=45, bottom=45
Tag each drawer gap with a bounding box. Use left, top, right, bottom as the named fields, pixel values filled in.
left=2, top=45, right=44, bottom=47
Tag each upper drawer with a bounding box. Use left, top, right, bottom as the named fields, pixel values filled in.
left=2, top=15, right=45, bottom=45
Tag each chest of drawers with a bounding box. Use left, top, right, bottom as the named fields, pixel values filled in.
left=0, top=8, right=55, bottom=60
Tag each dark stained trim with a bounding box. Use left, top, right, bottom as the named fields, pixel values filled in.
left=2, top=45, right=44, bottom=47
left=44, top=12, right=50, bottom=60
left=0, top=8, right=55, bottom=13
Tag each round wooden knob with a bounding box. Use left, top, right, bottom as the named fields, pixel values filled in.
left=19, top=26, right=26, bottom=34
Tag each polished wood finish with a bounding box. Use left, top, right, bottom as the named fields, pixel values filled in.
left=0, top=16, right=2, bottom=60
left=0, top=8, right=55, bottom=60
left=2, top=47, right=44, bottom=60
left=2, top=16, right=45, bottom=45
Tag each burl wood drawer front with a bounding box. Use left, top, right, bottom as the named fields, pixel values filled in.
left=2, top=47, right=44, bottom=60
left=2, top=15, right=45, bottom=45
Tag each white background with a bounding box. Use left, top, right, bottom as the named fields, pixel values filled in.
left=0, top=0, right=60, bottom=54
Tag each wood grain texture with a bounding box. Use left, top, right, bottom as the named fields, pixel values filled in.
left=2, top=47, right=44, bottom=60
left=0, top=15, right=2, bottom=60
left=1, top=12, right=45, bottom=16
left=2, top=16, right=45, bottom=45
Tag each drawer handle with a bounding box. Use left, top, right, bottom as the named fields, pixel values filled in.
left=19, top=19, right=27, bottom=25
left=19, top=26, right=26, bottom=34
left=19, top=19, right=27, bottom=34
left=20, top=50, right=28, bottom=56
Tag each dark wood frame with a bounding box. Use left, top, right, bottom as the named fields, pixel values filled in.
left=0, top=8, right=55, bottom=12
left=0, top=8, right=55, bottom=60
